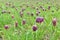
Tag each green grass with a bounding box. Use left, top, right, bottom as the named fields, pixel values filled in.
left=0, top=0, right=60, bottom=40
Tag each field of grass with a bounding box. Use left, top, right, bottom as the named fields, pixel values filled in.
left=0, top=0, right=60, bottom=40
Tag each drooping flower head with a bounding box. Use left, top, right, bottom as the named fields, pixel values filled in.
left=15, top=21, right=18, bottom=27
left=32, top=25, right=37, bottom=31
left=4, top=25, right=9, bottom=29
left=52, top=18, right=57, bottom=26
left=22, top=19, right=26, bottom=25
left=36, top=17, right=44, bottom=23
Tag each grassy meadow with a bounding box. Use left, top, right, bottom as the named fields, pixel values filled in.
left=0, top=0, right=60, bottom=40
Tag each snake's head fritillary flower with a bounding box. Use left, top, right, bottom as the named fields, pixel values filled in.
left=32, top=25, right=37, bottom=31
left=4, top=25, right=9, bottom=29
left=15, top=21, right=18, bottom=27
left=22, top=19, right=26, bottom=25
left=36, top=17, right=44, bottom=23
left=11, top=15, right=14, bottom=19
left=52, top=18, right=57, bottom=26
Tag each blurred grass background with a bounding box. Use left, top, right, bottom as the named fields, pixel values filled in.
left=0, top=0, right=60, bottom=40
left=0, top=0, right=60, bottom=7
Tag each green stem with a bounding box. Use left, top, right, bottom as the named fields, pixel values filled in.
left=33, top=32, right=36, bottom=40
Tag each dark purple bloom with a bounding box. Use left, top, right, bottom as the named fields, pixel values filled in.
left=15, top=21, right=18, bottom=27
left=11, top=15, right=14, bottom=19
left=36, top=17, right=44, bottom=23
left=48, top=6, right=51, bottom=10
left=22, top=19, right=26, bottom=25
left=4, top=25, right=9, bottom=29
left=20, top=12, right=23, bottom=17
left=52, top=18, right=57, bottom=26
left=32, top=25, right=37, bottom=31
